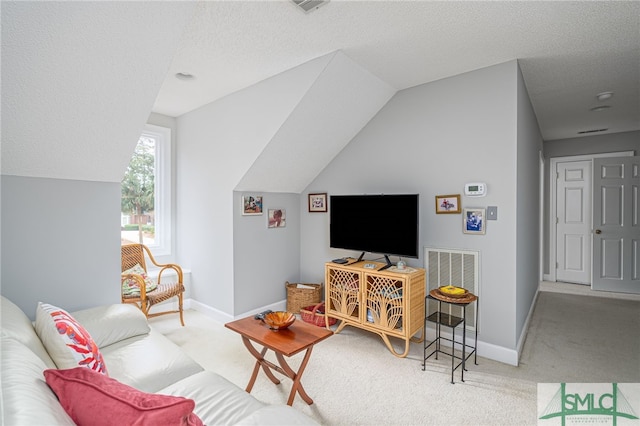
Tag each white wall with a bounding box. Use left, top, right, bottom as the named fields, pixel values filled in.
left=1, top=176, right=121, bottom=318
left=515, top=63, right=543, bottom=349
left=175, top=58, right=327, bottom=315
left=0, top=1, right=194, bottom=319
left=233, top=191, right=301, bottom=314
left=301, top=61, right=533, bottom=363
left=544, top=130, right=639, bottom=159
left=176, top=51, right=393, bottom=317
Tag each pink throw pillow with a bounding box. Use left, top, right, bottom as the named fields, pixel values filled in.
left=44, top=367, right=203, bottom=426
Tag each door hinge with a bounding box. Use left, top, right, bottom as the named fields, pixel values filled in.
left=556, top=217, right=559, bottom=224
left=556, top=262, right=559, bottom=269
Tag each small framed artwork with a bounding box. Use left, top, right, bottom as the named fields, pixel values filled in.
left=435, top=194, right=461, bottom=214
left=268, top=209, right=286, bottom=228
left=242, top=195, right=263, bottom=215
left=463, top=208, right=486, bottom=235
left=308, top=193, right=328, bottom=213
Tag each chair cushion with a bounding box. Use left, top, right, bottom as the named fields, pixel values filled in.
left=35, top=302, right=108, bottom=375
left=146, top=282, right=185, bottom=306
left=122, top=263, right=158, bottom=296
left=44, top=367, right=203, bottom=426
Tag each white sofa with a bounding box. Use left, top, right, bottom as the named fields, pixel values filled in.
left=1, top=296, right=318, bottom=425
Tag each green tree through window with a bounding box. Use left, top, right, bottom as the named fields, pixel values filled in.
left=121, top=136, right=155, bottom=244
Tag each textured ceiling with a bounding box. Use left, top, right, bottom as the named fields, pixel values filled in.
left=2, top=1, right=638, bottom=185
left=154, top=1, right=640, bottom=142
left=1, top=1, right=197, bottom=182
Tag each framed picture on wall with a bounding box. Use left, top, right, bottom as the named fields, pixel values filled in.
left=308, top=193, right=328, bottom=212
left=435, top=194, right=461, bottom=214
left=242, top=195, right=263, bottom=215
left=268, top=209, right=286, bottom=228
left=463, top=208, right=486, bottom=234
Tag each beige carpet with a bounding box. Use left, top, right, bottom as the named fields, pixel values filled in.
left=150, top=287, right=640, bottom=425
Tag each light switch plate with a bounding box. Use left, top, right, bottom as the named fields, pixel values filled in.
left=487, top=206, right=498, bottom=220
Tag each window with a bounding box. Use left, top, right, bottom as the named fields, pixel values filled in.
left=121, top=124, right=172, bottom=257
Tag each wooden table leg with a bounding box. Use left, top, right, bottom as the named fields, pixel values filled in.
left=275, top=347, right=314, bottom=406
left=241, top=336, right=280, bottom=393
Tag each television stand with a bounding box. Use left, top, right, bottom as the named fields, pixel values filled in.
left=355, top=253, right=394, bottom=270
left=378, top=255, right=393, bottom=271
left=324, top=260, right=425, bottom=357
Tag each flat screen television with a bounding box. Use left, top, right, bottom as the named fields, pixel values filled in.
left=329, top=194, right=419, bottom=268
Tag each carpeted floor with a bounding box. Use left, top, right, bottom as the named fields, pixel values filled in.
left=149, top=287, right=640, bottom=425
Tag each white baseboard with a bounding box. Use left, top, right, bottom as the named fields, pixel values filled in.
left=187, top=299, right=233, bottom=323
left=513, top=288, right=541, bottom=366
left=477, top=340, right=519, bottom=366
left=186, top=298, right=288, bottom=323
left=240, top=300, right=288, bottom=319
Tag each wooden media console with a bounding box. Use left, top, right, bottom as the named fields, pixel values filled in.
left=324, top=260, right=425, bottom=357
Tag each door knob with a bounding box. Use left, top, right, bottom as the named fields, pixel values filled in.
left=595, top=229, right=602, bottom=234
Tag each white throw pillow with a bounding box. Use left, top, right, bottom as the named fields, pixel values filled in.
left=122, top=263, right=157, bottom=296
left=35, top=302, right=108, bottom=374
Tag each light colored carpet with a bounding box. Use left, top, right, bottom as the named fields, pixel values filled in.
left=150, top=288, right=640, bottom=425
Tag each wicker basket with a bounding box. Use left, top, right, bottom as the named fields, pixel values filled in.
left=285, top=281, right=322, bottom=313
left=300, top=302, right=337, bottom=327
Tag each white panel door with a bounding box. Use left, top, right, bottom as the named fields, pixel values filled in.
left=592, top=156, right=640, bottom=294
left=556, top=160, right=592, bottom=284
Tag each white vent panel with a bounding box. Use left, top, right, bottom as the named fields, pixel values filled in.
left=291, top=0, right=329, bottom=13
left=424, top=247, right=479, bottom=330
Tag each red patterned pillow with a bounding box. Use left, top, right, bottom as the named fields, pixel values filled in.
left=44, top=368, right=203, bottom=426
left=35, top=303, right=108, bottom=374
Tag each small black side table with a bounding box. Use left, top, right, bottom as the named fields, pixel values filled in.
left=422, top=288, right=478, bottom=383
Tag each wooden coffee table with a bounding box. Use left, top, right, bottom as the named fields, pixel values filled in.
left=225, top=315, right=332, bottom=406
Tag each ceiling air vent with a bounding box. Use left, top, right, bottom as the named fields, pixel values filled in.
left=291, top=0, right=329, bottom=13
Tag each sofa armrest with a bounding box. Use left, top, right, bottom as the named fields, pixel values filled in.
left=1, top=337, right=76, bottom=426
left=71, top=304, right=150, bottom=348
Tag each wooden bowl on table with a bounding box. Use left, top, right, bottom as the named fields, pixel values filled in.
left=263, top=311, right=296, bottom=330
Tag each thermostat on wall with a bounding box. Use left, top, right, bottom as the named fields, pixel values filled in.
left=464, top=182, right=487, bottom=197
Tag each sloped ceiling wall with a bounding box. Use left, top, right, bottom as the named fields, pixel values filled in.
left=1, top=2, right=196, bottom=182
left=2, top=4, right=394, bottom=192
left=235, top=50, right=396, bottom=193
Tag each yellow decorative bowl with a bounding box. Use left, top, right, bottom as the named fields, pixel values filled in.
left=438, top=285, right=468, bottom=298
left=263, top=311, right=296, bottom=330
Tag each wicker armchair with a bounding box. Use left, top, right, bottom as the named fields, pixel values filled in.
left=121, top=244, right=185, bottom=326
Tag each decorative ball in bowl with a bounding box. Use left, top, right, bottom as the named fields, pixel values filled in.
left=263, top=311, right=296, bottom=330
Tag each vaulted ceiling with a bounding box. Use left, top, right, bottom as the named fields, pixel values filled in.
left=2, top=1, right=197, bottom=182
left=2, top=1, right=638, bottom=185
left=155, top=1, right=640, bottom=141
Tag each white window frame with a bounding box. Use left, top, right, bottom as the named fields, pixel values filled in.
left=140, top=124, right=172, bottom=258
